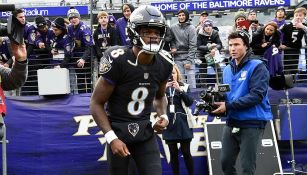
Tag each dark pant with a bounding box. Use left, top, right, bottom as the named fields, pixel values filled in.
left=107, top=134, right=161, bottom=175
left=168, top=141, right=194, bottom=175
left=220, top=126, right=264, bottom=175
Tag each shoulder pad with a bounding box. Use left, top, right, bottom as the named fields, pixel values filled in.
left=106, top=46, right=126, bottom=59
left=80, top=25, right=88, bottom=31
left=100, top=46, right=126, bottom=74
left=159, top=50, right=174, bottom=65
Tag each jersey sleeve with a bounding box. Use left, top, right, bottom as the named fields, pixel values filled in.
left=99, top=47, right=123, bottom=85
left=80, top=25, right=93, bottom=46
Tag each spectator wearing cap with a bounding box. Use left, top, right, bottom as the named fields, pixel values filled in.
left=67, top=7, right=93, bottom=93
left=232, top=9, right=255, bottom=44
left=93, top=11, right=121, bottom=61
left=272, top=6, right=286, bottom=51
left=108, top=15, right=116, bottom=28
left=170, top=9, right=197, bottom=88
left=211, top=29, right=272, bottom=175
left=50, top=17, right=74, bottom=68
left=34, top=15, right=54, bottom=50
left=196, top=19, right=223, bottom=87
left=247, top=9, right=262, bottom=33
left=280, top=7, right=307, bottom=74
left=196, top=11, right=209, bottom=33
left=272, top=6, right=287, bottom=29
left=233, top=9, right=247, bottom=31
left=116, top=3, right=134, bottom=46
left=50, top=17, right=77, bottom=93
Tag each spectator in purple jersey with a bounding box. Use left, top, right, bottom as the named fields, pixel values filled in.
left=34, top=15, right=53, bottom=52
left=90, top=5, right=173, bottom=175
left=116, top=3, right=134, bottom=46
left=12, top=9, right=36, bottom=57
left=67, top=7, right=93, bottom=93
left=67, top=7, right=93, bottom=68
left=50, top=17, right=74, bottom=68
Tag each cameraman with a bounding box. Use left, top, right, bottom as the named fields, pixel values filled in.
left=211, top=30, right=272, bottom=175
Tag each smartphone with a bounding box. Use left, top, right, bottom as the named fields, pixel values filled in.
left=168, top=76, right=174, bottom=82
left=237, top=20, right=251, bottom=29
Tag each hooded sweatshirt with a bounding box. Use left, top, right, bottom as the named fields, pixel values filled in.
left=170, top=9, right=197, bottom=64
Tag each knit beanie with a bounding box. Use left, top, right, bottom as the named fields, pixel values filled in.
left=35, top=15, right=47, bottom=28
left=52, top=17, right=66, bottom=31
left=203, top=19, right=213, bottom=27
left=67, top=7, right=80, bottom=20
left=236, top=29, right=250, bottom=48
left=234, top=10, right=246, bottom=22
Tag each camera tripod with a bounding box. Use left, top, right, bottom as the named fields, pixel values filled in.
left=0, top=116, right=7, bottom=175
left=279, top=89, right=307, bottom=175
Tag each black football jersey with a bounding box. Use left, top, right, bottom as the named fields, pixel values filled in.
left=99, top=46, right=173, bottom=122
left=281, top=22, right=306, bottom=49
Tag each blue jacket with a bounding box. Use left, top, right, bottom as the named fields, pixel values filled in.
left=223, top=51, right=272, bottom=128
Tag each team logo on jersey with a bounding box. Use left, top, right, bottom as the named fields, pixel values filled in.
left=144, top=73, right=149, bottom=79
left=128, top=123, right=139, bottom=137
left=66, top=45, right=71, bottom=52
left=85, top=35, right=91, bottom=42
left=99, top=56, right=112, bottom=74
left=30, top=33, right=36, bottom=42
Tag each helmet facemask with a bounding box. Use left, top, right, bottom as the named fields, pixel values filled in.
left=128, top=24, right=166, bottom=54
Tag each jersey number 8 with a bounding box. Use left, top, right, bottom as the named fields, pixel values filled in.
left=128, top=87, right=149, bottom=115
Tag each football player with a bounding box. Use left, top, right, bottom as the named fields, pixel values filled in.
left=90, top=5, right=173, bottom=175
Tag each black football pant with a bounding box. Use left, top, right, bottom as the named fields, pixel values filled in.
left=107, top=134, right=161, bottom=175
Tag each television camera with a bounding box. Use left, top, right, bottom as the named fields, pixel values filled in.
left=193, top=84, right=230, bottom=116
left=0, top=4, right=24, bottom=45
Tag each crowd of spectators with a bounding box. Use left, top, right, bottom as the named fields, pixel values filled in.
left=1, top=5, right=307, bottom=95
